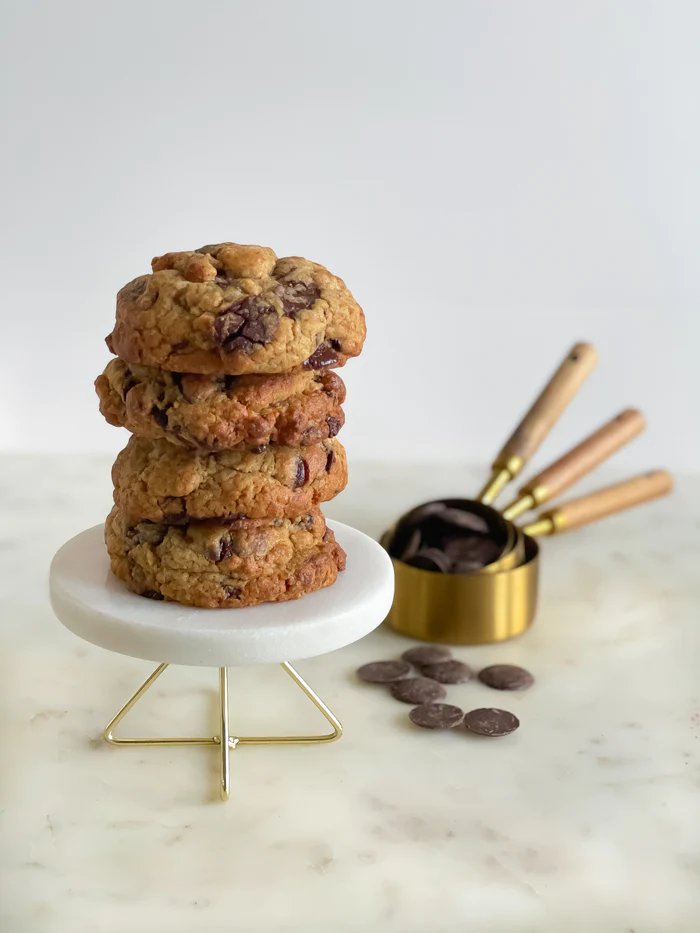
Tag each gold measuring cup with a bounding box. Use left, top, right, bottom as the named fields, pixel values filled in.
left=385, top=470, right=673, bottom=645
left=390, top=343, right=599, bottom=576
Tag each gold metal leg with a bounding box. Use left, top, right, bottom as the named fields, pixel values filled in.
left=219, top=667, right=230, bottom=801
left=234, top=662, right=343, bottom=746
left=103, top=663, right=219, bottom=747
left=102, top=661, right=342, bottom=801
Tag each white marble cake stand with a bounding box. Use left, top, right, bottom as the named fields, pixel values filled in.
left=49, top=520, right=394, bottom=801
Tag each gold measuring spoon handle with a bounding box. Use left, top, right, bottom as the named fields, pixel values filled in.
left=522, top=469, right=673, bottom=537
left=478, top=342, right=598, bottom=505
left=501, top=408, right=645, bottom=520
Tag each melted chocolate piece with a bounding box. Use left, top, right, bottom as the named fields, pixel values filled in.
left=162, top=513, right=247, bottom=528
left=274, top=280, right=321, bottom=317
left=205, top=534, right=237, bottom=562
left=141, top=589, right=165, bottom=601
left=121, top=278, right=147, bottom=301
left=294, top=458, right=309, bottom=489
left=129, top=521, right=167, bottom=547
left=213, top=296, right=279, bottom=351
left=150, top=405, right=169, bottom=429
left=161, top=498, right=188, bottom=524
left=302, top=340, right=341, bottom=370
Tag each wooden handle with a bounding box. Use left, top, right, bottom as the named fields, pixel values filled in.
left=548, top=470, right=673, bottom=533
left=494, top=342, right=598, bottom=470
left=523, top=409, right=645, bottom=503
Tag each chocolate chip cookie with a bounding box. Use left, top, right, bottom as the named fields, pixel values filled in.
left=112, top=436, right=347, bottom=523
left=96, top=359, right=346, bottom=450
left=107, top=243, right=366, bottom=375
left=105, top=506, right=346, bottom=609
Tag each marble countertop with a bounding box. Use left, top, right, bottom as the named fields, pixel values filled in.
left=1, top=454, right=699, bottom=933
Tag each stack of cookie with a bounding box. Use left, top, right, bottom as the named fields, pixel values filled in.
left=95, top=242, right=366, bottom=609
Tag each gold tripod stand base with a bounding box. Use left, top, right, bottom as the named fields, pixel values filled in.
left=103, top=662, right=343, bottom=802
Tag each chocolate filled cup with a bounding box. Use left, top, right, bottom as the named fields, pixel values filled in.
left=386, top=498, right=524, bottom=576
left=387, top=498, right=514, bottom=574
left=381, top=531, right=539, bottom=645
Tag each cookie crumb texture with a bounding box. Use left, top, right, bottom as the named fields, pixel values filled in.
left=107, top=243, right=366, bottom=375
left=112, top=436, right=347, bottom=523
left=106, top=507, right=346, bottom=609
left=96, top=360, right=346, bottom=451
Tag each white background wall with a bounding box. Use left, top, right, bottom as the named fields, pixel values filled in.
left=2, top=1, right=698, bottom=474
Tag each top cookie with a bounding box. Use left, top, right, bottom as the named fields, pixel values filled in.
left=107, top=243, right=366, bottom=375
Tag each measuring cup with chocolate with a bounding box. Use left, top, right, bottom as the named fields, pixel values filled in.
left=386, top=469, right=672, bottom=645
left=388, top=499, right=511, bottom=574
left=387, top=405, right=646, bottom=579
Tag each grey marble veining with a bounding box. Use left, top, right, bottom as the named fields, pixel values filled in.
left=1, top=455, right=699, bottom=932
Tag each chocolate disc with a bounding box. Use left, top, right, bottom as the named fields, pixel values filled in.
left=405, top=547, right=451, bottom=573
left=438, top=507, right=490, bottom=534
left=464, top=707, right=520, bottom=736
left=420, top=659, right=473, bottom=684
left=357, top=660, right=412, bottom=684
left=443, top=536, right=502, bottom=569
left=478, top=664, right=534, bottom=691
left=399, top=528, right=422, bottom=562
left=401, top=644, right=452, bottom=666
left=401, top=501, right=447, bottom=525
left=390, top=677, right=447, bottom=705
left=409, top=703, right=465, bottom=730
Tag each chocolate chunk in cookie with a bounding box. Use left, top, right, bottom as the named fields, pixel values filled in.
left=302, top=340, right=342, bottom=371
left=274, top=281, right=321, bottom=317
left=213, top=296, right=280, bottom=351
